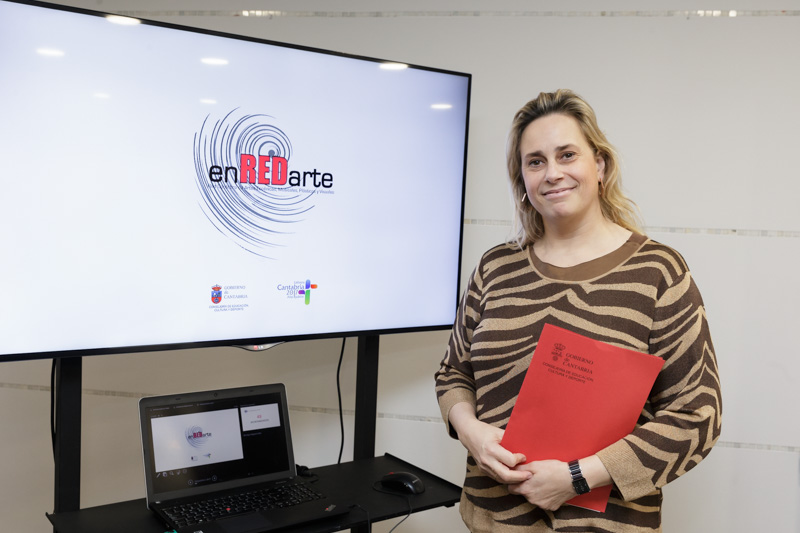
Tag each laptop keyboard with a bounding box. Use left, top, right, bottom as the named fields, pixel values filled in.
left=162, top=481, right=325, bottom=528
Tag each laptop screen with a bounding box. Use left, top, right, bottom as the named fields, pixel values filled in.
left=139, top=384, right=296, bottom=504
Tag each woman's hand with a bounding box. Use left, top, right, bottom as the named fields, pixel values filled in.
left=508, top=456, right=612, bottom=511
left=507, top=460, right=575, bottom=511
left=449, top=403, right=531, bottom=485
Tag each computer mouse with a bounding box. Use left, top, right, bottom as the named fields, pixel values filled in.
left=379, top=471, right=425, bottom=494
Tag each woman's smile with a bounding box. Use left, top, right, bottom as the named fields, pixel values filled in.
left=542, top=186, right=576, bottom=198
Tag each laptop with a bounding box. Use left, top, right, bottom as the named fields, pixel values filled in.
left=139, top=383, right=350, bottom=533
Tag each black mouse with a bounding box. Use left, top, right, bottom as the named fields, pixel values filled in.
left=379, top=471, right=425, bottom=494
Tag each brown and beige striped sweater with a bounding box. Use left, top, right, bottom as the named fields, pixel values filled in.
left=435, top=233, right=722, bottom=532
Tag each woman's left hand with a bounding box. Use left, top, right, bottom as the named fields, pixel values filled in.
left=507, top=460, right=576, bottom=511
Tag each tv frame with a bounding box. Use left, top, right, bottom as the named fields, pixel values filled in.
left=0, top=0, right=471, bottom=362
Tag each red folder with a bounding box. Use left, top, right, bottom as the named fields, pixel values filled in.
left=500, top=323, right=664, bottom=512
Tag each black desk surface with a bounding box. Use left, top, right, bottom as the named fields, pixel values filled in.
left=47, top=454, right=462, bottom=533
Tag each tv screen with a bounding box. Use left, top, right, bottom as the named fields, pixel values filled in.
left=0, top=0, right=470, bottom=361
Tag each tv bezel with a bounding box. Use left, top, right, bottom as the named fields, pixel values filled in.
left=0, top=0, right=470, bottom=362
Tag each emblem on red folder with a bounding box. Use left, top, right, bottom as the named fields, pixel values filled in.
left=551, top=342, right=566, bottom=361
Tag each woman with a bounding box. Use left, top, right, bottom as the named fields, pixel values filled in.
left=435, top=89, right=721, bottom=532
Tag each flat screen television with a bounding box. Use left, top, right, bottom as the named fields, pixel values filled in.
left=0, top=0, right=470, bottom=361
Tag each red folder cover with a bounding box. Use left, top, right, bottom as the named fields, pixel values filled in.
left=500, top=323, right=664, bottom=512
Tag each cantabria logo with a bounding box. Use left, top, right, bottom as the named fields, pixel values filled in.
left=298, top=279, right=318, bottom=305
left=193, top=109, right=335, bottom=258
left=211, top=284, right=222, bottom=304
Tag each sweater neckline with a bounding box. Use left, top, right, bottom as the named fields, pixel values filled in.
left=528, top=232, right=647, bottom=282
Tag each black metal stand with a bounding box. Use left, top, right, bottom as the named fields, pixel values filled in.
left=353, top=335, right=379, bottom=461
left=352, top=335, right=379, bottom=533
left=47, top=453, right=462, bottom=533
left=51, top=336, right=382, bottom=532
left=53, top=356, right=82, bottom=515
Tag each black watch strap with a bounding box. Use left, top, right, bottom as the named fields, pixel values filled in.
left=568, top=460, right=591, bottom=495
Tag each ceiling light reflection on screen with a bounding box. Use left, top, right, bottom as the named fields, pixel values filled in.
left=201, top=58, right=229, bottom=66
left=431, top=104, right=453, bottom=110
left=106, top=15, right=141, bottom=25
left=380, top=62, right=408, bottom=71
left=37, top=48, right=65, bottom=57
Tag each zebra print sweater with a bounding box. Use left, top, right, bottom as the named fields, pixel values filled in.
left=435, top=233, right=722, bottom=532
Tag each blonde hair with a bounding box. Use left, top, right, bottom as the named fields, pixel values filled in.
left=507, top=89, right=642, bottom=248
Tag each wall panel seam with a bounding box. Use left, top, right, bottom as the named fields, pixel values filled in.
left=2, top=383, right=796, bottom=453
left=464, top=219, right=800, bottom=238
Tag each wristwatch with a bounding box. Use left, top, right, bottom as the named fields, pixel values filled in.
left=568, top=460, right=591, bottom=495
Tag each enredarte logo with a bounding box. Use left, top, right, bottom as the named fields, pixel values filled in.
left=193, top=109, right=335, bottom=258
left=185, top=425, right=212, bottom=448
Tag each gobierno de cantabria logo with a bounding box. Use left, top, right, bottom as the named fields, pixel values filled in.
left=193, top=109, right=335, bottom=259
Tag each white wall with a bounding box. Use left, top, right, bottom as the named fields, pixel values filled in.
left=1, top=1, right=799, bottom=531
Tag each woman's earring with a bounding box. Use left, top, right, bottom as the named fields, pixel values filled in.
left=521, top=192, right=527, bottom=204
left=598, top=180, right=604, bottom=197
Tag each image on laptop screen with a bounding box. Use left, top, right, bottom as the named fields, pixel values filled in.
left=140, top=385, right=294, bottom=501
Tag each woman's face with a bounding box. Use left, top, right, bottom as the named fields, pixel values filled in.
left=519, top=113, right=605, bottom=230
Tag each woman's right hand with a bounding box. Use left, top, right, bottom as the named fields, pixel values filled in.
left=449, top=402, right=532, bottom=485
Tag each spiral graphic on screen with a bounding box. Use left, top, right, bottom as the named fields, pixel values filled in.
left=193, top=109, right=315, bottom=259
left=186, top=425, right=210, bottom=448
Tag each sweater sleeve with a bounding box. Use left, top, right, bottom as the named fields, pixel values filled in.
left=434, top=263, right=483, bottom=439
left=596, top=271, right=723, bottom=501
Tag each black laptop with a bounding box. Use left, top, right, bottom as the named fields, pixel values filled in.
left=139, top=383, right=350, bottom=533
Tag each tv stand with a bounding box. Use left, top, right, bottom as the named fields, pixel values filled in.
left=53, top=356, right=82, bottom=514
left=48, top=453, right=461, bottom=533
left=49, top=335, right=460, bottom=532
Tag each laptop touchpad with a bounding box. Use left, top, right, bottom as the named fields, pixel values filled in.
left=220, top=513, right=271, bottom=533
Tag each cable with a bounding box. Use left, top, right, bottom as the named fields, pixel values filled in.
left=387, top=510, right=411, bottom=533
left=50, top=359, right=57, bottom=457
left=350, top=503, right=372, bottom=532
left=336, top=337, right=346, bottom=464
left=240, top=338, right=346, bottom=463
left=372, top=484, right=413, bottom=533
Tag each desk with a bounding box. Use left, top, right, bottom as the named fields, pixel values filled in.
left=47, top=454, right=462, bottom=533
